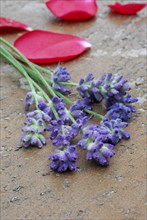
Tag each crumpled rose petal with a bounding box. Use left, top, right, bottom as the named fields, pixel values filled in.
left=108, top=2, right=147, bottom=15
left=46, top=0, right=98, bottom=20
left=0, top=17, right=32, bottom=34
left=14, top=30, right=91, bottom=64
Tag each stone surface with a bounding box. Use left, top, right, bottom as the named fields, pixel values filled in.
left=1, top=0, right=146, bottom=220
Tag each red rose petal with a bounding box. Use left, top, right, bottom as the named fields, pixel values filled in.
left=0, top=17, right=32, bottom=34
left=108, top=2, right=147, bottom=15
left=14, top=30, right=91, bottom=64
left=46, top=0, right=98, bottom=20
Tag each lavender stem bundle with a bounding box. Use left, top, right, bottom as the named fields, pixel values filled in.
left=0, top=37, right=138, bottom=172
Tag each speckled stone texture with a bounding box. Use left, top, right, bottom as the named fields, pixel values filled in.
left=1, top=0, right=147, bottom=220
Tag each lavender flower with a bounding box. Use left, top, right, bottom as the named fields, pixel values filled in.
left=49, top=145, right=78, bottom=172
left=52, top=66, right=71, bottom=94
left=52, top=96, right=71, bottom=124
left=106, top=94, right=138, bottom=121
left=100, top=118, right=130, bottom=145
left=97, top=73, right=130, bottom=100
left=77, top=73, right=130, bottom=103
left=48, top=117, right=88, bottom=146
left=77, top=73, right=96, bottom=101
left=38, top=98, right=54, bottom=119
left=86, top=142, right=115, bottom=166
left=25, top=92, right=55, bottom=120
left=70, top=98, right=92, bottom=119
left=78, top=124, right=115, bottom=166
left=21, top=110, right=50, bottom=148
left=47, top=119, right=62, bottom=140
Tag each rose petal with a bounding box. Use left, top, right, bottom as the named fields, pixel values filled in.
left=0, top=17, right=32, bottom=34
left=46, top=0, right=98, bottom=20
left=108, top=2, right=147, bottom=15
left=14, top=29, right=91, bottom=64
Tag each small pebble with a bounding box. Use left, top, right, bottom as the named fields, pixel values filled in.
left=10, top=197, right=19, bottom=202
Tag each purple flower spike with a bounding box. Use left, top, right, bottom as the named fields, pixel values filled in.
left=105, top=94, right=138, bottom=121
left=52, top=134, right=70, bottom=147
left=21, top=110, right=49, bottom=148
left=78, top=124, right=115, bottom=166
left=100, top=119, right=130, bottom=144
left=52, top=66, right=71, bottom=94
left=77, top=73, right=95, bottom=101
left=65, top=119, right=86, bottom=140
left=92, top=143, right=115, bottom=166
left=52, top=96, right=71, bottom=124
left=47, top=119, right=62, bottom=140
left=49, top=145, right=78, bottom=172
left=77, top=73, right=131, bottom=104
left=70, top=98, right=92, bottom=119
left=38, top=99, right=54, bottom=119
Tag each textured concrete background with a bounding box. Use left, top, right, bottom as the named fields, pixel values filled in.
left=1, top=1, right=147, bottom=220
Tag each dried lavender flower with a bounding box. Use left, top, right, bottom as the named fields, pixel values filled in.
left=21, top=110, right=50, bottom=148
left=52, top=66, right=71, bottom=94
left=77, top=73, right=131, bottom=103
left=78, top=124, right=115, bottom=166
left=49, top=145, right=78, bottom=172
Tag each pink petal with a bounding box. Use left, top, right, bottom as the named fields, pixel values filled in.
left=108, top=2, right=147, bottom=15
left=46, top=0, right=98, bottom=20
left=14, top=30, right=91, bottom=64
left=0, top=17, right=32, bottom=34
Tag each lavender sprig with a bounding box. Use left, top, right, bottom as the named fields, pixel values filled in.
left=21, top=110, right=50, bottom=148
left=77, top=73, right=131, bottom=103
left=51, top=66, right=71, bottom=94
left=49, top=145, right=78, bottom=172
left=78, top=124, right=115, bottom=166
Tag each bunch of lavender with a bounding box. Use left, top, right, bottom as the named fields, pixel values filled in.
left=0, top=37, right=138, bottom=173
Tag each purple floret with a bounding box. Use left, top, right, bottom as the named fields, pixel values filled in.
left=49, top=145, right=78, bottom=172
left=47, top=119, right=62, bottom=140
left=52, top=96, right=71, bottom=124
left=78, top=124, right=115, bottom=166
left=48, top=117, right=88, bottom=148
left=70, top=98, right=92, bottom=119
left=38, top=99, right=54, bottom=119
left=100, top=119, right=130, bottom=144
left=52, top=66, right=71, bottom=94
left=21, top=110, right=49, bottom=148
left=77, top=73, right=96, bottom=101
left=105, top=94, right=138, bottom=121
left=86, top=142, right=115, bottom=166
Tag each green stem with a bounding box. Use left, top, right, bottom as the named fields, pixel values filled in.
left=0, top=46, right=59, bottom=119
left=7, top=49, right=54, bottom=76
left=0, top=46, right=39, bottom=106
left=60, top=81, right=78, bottom=87
left=22, top=64, right=52, bottom=85
left=84, top=109, right=103, bottom=119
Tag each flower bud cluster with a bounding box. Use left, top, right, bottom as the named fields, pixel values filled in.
left=52, top=66, right=71, bottom=94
